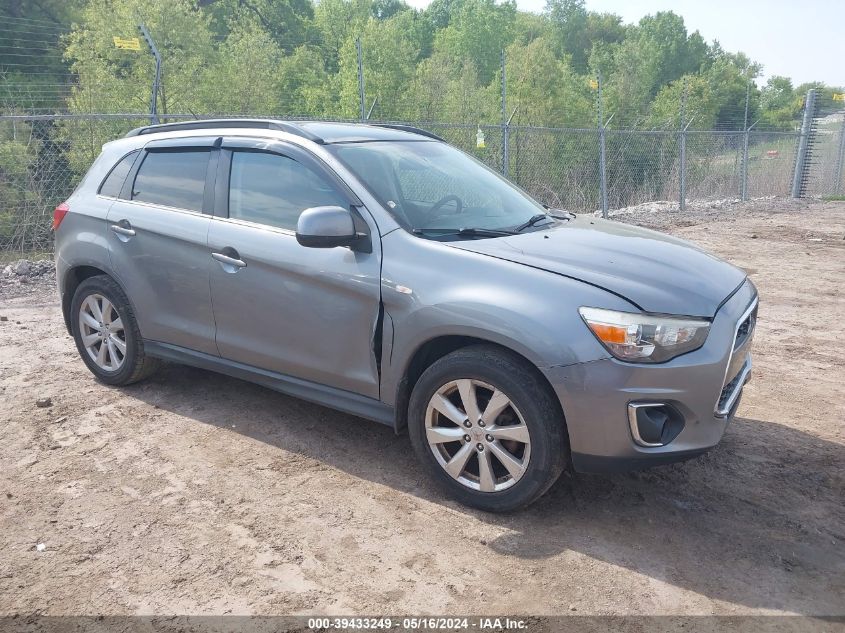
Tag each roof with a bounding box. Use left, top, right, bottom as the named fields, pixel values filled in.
left=124, top=119, right=444, bottom=144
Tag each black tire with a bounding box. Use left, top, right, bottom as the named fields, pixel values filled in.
left=408, top=344, right=568, bottom=512
left=70, top=275, right=159, bottom=385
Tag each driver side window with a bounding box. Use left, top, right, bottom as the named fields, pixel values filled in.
left=228, top=151, right=347, bottom=231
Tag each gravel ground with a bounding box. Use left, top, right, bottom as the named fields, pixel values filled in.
left=0, top=198, right=843, bottom=619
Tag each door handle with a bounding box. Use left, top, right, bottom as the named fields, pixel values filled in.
left=212, top=251, right=247, bottom=269
left=110, top=221, right=135, bottom=240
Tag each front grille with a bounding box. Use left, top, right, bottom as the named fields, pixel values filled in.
left=734, top=305, right=757, bottom=350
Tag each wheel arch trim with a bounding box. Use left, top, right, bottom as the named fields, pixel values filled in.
left=390, top=331, right=565, bottom=434
left=60, top=262, right=137, bottom=336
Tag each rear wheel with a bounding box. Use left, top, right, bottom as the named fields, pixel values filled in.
left=70, top=275, right=159, bottom=385
left=408, top=345, right=567, bottom=512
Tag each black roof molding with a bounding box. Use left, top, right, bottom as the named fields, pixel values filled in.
left=125, top=119, right=445, bottom=144
left=371, top=124, right=445, bottom=142
left=125, top=119, right=325, bottom=144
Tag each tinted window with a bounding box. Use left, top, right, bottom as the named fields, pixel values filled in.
left=228, top=151, right=346, bottom=231
left=132, top=150, right=209, bottom=212
left=98, top=150, right=139, bottom=198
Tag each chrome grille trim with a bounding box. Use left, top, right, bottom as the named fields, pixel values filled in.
left=716, top=356, right=752, bottom=417
left=714, top=296, right=758, bottom=417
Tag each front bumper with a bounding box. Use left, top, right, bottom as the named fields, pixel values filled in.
left=543, top=280, right=757, bottom=474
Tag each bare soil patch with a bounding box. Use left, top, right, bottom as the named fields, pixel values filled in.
left=0, top=199, right=842, bottom=617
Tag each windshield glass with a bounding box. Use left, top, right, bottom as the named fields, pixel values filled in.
left=330, top=141, right=549, bottom=235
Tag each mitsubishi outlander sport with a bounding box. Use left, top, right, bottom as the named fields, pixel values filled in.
left=53, top=119, right=757, bottom=511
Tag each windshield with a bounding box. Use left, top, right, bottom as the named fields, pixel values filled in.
left=330, top=141, right=549, bottom=236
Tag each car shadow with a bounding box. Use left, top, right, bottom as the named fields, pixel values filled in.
left=124, top=363, right=845, bottom=615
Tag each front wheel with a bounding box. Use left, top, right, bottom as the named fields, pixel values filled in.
left=408, top=345, right=568, bottom=512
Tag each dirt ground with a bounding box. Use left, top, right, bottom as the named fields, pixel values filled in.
left=0, top=198, right=843, bottom=618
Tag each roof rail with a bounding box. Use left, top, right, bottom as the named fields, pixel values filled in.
left=124, top=119, right=324, bottom=144
left=372, top=124, right=445, bottom=142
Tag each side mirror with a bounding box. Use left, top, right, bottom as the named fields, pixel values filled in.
left=296, top=206, right=359, bottom=249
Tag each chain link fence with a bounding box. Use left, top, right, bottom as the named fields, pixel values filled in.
left=805, top=114, right=845, bottom=197
left=2, top=110, right=844, bottom=257
left=4, top=20, right=844, bottom=258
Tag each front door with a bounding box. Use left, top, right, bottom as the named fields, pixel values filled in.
left=207, top=141, right=382, bottom=398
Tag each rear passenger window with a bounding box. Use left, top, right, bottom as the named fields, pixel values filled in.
left=98, top=150, right=139, bottom=198
left=132, top=150, right=209, bottom=212
left=228, top=151, right=346, bottom=231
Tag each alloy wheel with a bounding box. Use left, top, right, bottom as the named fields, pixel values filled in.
left=424, top=379, right=531, bottom=492
left=78, top=293, right=126, bottom=371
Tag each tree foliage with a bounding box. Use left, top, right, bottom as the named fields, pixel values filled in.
left=2, top=0, right=840, bottom=129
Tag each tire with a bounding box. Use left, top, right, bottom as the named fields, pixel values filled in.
left=70, top=275, right=159, bottom=385
left=408, top=344, right=568, bottom=512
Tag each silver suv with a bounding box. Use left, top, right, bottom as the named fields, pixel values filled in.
left=54, top=120, right=756, bottom=511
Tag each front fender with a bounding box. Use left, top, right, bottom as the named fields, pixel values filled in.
left=378, top=230, right=635, bottom=408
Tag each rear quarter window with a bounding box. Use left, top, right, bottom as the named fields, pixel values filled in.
left=98, top=150, right=140, bottom=198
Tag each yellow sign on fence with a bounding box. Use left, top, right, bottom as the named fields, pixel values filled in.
left=113, top=36, right=141, bottom=51
left=589, top=79, right=599, bottom=90
left=833, top=93, right=845, bottom=102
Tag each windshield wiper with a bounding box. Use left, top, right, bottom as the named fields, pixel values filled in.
left=515, top=213, right=553, bottom=232
left=413, top=227, right=517, bottom=238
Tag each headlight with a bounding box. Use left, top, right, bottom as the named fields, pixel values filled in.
left=579, top=307, right=710, bottom=363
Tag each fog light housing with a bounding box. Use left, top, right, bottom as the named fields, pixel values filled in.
left=627, top=402, right=685, bottom=447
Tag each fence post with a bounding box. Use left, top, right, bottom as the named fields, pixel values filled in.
left=834, top=113, right=845, bottom=195
left=741, top=121, right=760, bottom=201
left=791, top=89, right=816, bottom=198
left=500, top=48, right=508, bottom=177
left=356, top=37, right=365, bottom=122
left=138, top=24, right=161, bottom=125
left=740, top=81, right=750, bottom=201
left=679, top=79, right=688, bottom=211
left=597, top=73, right=608, bottom=217
left=741, top=128, right=750, bottom=201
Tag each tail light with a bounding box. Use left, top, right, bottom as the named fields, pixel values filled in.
left=52, top=202, right=69, bottom=231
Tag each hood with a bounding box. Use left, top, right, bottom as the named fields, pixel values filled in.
left=449, top=215, right=746, bottom=317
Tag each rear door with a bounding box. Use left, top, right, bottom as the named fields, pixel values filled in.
left=207, top=138, right=383, bottom=398
left=107, top=138, right=219, bottom=355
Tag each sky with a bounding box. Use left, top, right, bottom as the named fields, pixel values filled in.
left=404, top=0, right=844, bottom=87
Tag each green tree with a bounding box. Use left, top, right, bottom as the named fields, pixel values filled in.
left=544, top=0, right=588, bottom=71
left=313, top=0, right=372, bottom=73
left=201, top=0, right=316, bottom=52
left=649, top=74, right=718, bottom=129
left=64, top=0, right=215, bottom=116
left=338, top=13, right=421, bottom=119
left=545, top=3, right=626, bottom=72
left=1, top=0, right=85, bottom=111
left=703, top=53, right=759, bottom=129
left=433, top=0, right=516, bottom=84
left=760, top=76, right=800, bottom=130
left=584, top=12, right=626, bottom=49
left=511, top=11, right=549, bottom=45
left=200, top=22, right=285, bottom=115
left=424, top=0, right=466, bottom=30
left=498, top=36, right=591, bottom=127
left=636, top=12, right=707, bottom=94
left=410, top=52, right=490, bottom=122
left=371, top=0, right=409, bottom=20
